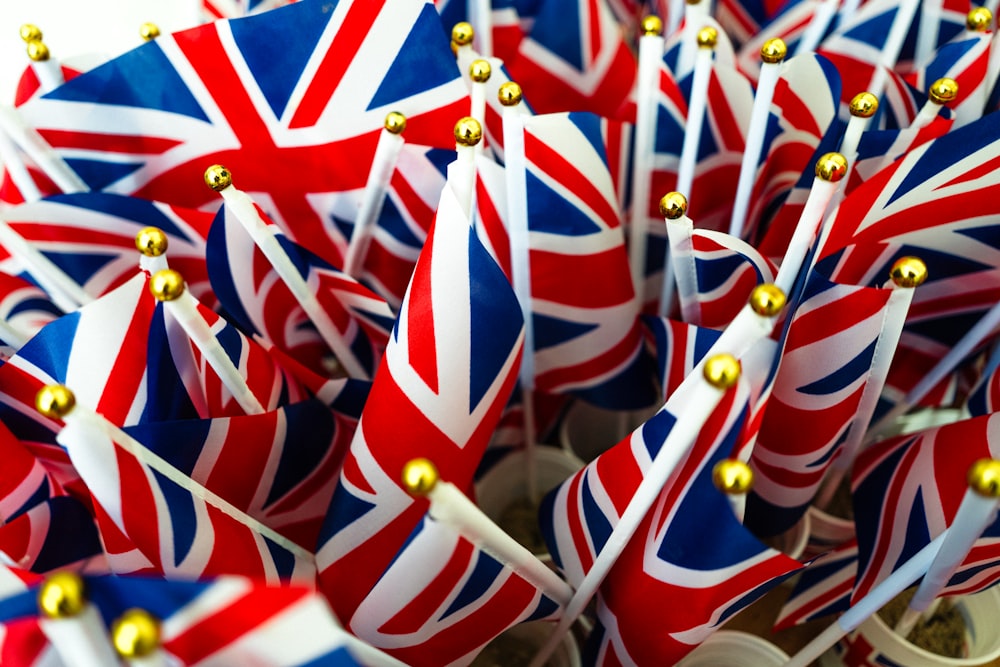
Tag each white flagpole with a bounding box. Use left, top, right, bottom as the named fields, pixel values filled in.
left=0, top=212, right=91, bottom=312
left=22, top=31, right=65, bottom=94
left=658, top=191, right=688, bottom=319
left=0, top=105, right=87, bottom=194
left=793, top=0, right=839, bottom=57
left=676, top=0, right=709, bottom=79
left=135, top=226, right=170, bottom=275
left=468, top=59, right=491, bottom=157
left=468, top=0, right=493, bottom=57
left=37, top=572, right=119, bottom=667
left=449, top=117, right=481, bottom=220
left=676, top=26, right=717, bottom=203
left=909, top=78, right=958, bottom=131
left=866, top=0, right=921, bottom=99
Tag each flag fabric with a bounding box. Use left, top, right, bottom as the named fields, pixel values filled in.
left=734, top=0, right=834, bottom=80
left=903, top=31, right=993, bottom=127
left=201, top=0, right=298, bottom=20
left=717, top=0, right=807, bottom=49
left=0, top=496, right=103, bottom=574
left=775, top=539, right=859, bottom=629
left=642, top=314, right=722, bottom=400
left=967, top=344, right=1000, bottom=416
left=0, top=271, right=62, bottom=348
left=19, top=0, right=469, bottom=270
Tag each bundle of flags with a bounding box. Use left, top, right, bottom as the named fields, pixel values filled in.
left=3, top=0, right=1000, bottom=665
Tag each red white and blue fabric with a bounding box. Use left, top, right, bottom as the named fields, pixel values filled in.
left=967, top=344, right=1000, bottom=416
left=434, top=0, right=532, bottom=64
left=201, top=0, right=298, bottom=20
left=775, top=540, right=859, bottom=629
left=717, top=0, right=806, bottom=49
left=0, top=496, right=103, bottom=575
left=19, top=0, right=468, bottom=271
left=904, top=31, right=993, bottom=126
left=643, top=315, right=722, bottom=401
left=316, top=183, right=526, bottom=660
left=540, top=380, right=801, bottom=665
left=734, top=0, right=834, bottom=80
left=0, top=272, right=62, bottom=347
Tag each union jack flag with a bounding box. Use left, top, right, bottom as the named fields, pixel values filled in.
left=968, top=344, right=1000, bottom=416
left=0, top=496, right=103, bottom=574
left=0, top=271, right=61, bottom=348
left=717, top=0, right=805, bottom=48
left=775, top=540, right=859, bottom=630
left=316, top=182, right=527, bottom=659
left=734, top=0, right=834, bottom=79
left=434, top=0, right=532, bottom=63
left=903, top=31, right=993, bottom=127
left=540, top=379, right=800, bottom=665
left=19, top=0, right=468, bottom=270
left=201, top=0, right=298, bottom=20
left=642, top=315, right=722, bottom=400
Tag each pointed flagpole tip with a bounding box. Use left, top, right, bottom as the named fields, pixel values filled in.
left=26, top=40, right=50, bottom=62
left=749, top=283, right=786, bottom=317
left=203, top=164, right=232, bottom=191
left=454, top=117, right=483, bottom=146
left=713, top=459, right=754, bottom=495
left=402, top=458, right=439, bottom=496
left=929, top=78, right=959, bottom=105
left=451, top=22, right=474, bottom=46
left=149, top=269, right=185, bottom=301
left=815, top=152, right=848, bottom=182
left=641, top=15, right=663, bottom=36
left=849, top=92, right=879, bottom=118
left=498, top=81, right=523, bottom=107
left=470, top=59, right=492, bottom=83
left=889, top=256, right=927, bottom=288
left=19, top=24, right=42, bottom=42
left=659, top=192, right=688, bottom=219
left=38, top=572, right=87, bottom=619
left=703, top=353, right=741, bottom=389
left=968, top=459, right=1000, bottom=498
left=135, top=227, right=169, bottom=257
left=139, top=22, right=161, bottom=41
left=696, top=26, right=718, bottom=49
left=384, top=111, right=407, bottom=135
left=967, top=7, right=993, bottom=32
left=35, top=385, right=75, bottom=419
left=112, top=609, right=161, bottom=659
left=760, top=38, right=787, bottom=64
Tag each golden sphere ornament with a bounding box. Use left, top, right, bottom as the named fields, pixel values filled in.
left=470, top=59, right=492, bottom=83
left=760, top=38, right=787, bottom=64
left=659, top=192, right=688, bottom=220
left=968, top=459, right=1000, bottom=498
left=402, top=458, right=439, bottom=496
left=967, top=7, right=993, bottom=32
left=889, top=256, right=928, bottom=288
left=135, top=227, right=168, bottom=257
left=203, top=164, right=232, bottom=192
left=929, top=78, right=959, bottom=105
left=498, top=81, right=523, bottom=107
left=451, top=22, right=474, bottom=46
left=149, top=269, right=185, bottom=302
left=815, top=152, right=848, bottom=182
left=139, top=22, right=161, bottom=41
left=384, top=111, right=407, bottom=135
left=35, top=385, right=75, bottom=419
left=454, top=117, right=482, bottom=147
left=19, top=24, right=42, bottom=43
left=704, top=353, right=741, bottom=390
left=641, top=15, right=663, bottom=36
left=849, top=92, right=879, bottom=118
left=713, top=459, right=754, bottom=494
left=749, top=284, right=786, bottom=317
left=696, top=26, right=718, bottom=49
left=38, top=572, right=87, bottom=619
left=26, top=40, right=50, bottom=62
left=112, top=609, right=161, bottom=659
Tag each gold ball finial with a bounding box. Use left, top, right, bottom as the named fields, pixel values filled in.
left=26, top=40, right=50, bottom=62
left=203, top=164, right=232, bottom=192
left=760, top=38, right=787, bottom=64
left=135, top=227, right=168, bottom=258
left=498, top=81, right=523, bottom=107
left=38, top=572, right=87, bottom=619
left=454, top=117, right=483, bottom=147
left=968, top=459, right=1000, bottom=498
left=703, top=353, right=741, bottom=390
left=149, top=269, right=185, bottom=302
left=36, top=385, right=75, bottom=419
left=696, top=26, right=718, bottom=49
left=849, top=92, right=879, bottom=118
left=815, top=152, right=848, bottom=182
left=749, top=283, right=786, bottom=317
left=139, top=22, right=161, bottom=41
left=19, top=24, right=42, bottom=42
left=402, top=458, right=439, bottom=496
left=889, top=256, right=928, bottom=288
left=384, top=111, right=407, bottom=135
left=470, top=59, right=492, bottom=83
left=967, top=7, right=993, bottom=32
left=659, top=192, right=688, bottom=220
left=112, top=609, right=161, bottom=659
left=641, top=15, right=663, bottom=36
left=451, top=22, right=474, bottom=46
left=929, top=78, right=959, bottom=105
left=712, top=459, right=754, bottom=495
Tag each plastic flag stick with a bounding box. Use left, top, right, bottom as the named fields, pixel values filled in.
left=676, top=27, right=716, bottom=201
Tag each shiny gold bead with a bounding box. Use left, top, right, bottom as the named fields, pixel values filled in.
left=454, top=117, right=482, bottom=147
left=889, top=256, right=928, bottom=288
left=968, top=459, right=1000, bottom=498
left=112, top=609, right=161, bottom=659
left=967, top=7, right=992, bottom=32
left=760, top=38, right=787, bottom=64
left=149, top=269, right=185, bottom=302
left=815, top=152, right=848, bottom=182
left=712, top=459, right=754, bottom=495
left=26, top=40, right=50, bottom=62
left=929, top=77, right=959, bottom=105
left=641, top=15, right=663, bottom=36
left=696, top=26, right=718, bottom=49
left=19, top=24, right=42, bottom=43
left=451, top=22, right=474, bottom=46
left=36, top=385, right=76, bottom=419
left=135, top=227, right=169, bottom=257
left=498, top=81, right=523, bottom=107
left=703, top=353, right=741, bottom=390
left=659, top=192, right=688, bottom=220
left=384, top=111, right=407, bottom=135
left=849, top=92, right=879, bottom=118
left=203, top=164, right=232, bottom=192
left=749, top=283, right=786, bottom=317
left=470, top=59, right=492, bottom=83
left=38, top=572, right=87, bottom=619
left=139, top=22, right=161, bottom=41
left=402, top=458, right=439, bottom=496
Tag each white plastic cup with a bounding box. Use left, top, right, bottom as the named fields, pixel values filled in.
left=472, top=620, right=581, bottom=667
left=821, top=588, right=1000, bottom=667
left=805, top=506, right=855, bottom=559
left=558, top=401, right=658, bottom=462
left=676, top=630, right=789, bottom=666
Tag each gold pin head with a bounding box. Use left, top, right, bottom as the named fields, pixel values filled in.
left=470, top=59, right=492, bottom=83
left=402, top=458, right=439, bottom=496
left=384, top=111, right=407, bottom=135
left=26, top=40, right=50, bottom=62
left=112, top=609, right=161, bottom=659
left=815, top=152, right=848, bottom=182
left=641, top=15, right=663, bottom=36
left=139, top=22, right=161, bottom=41
left=454, top=117, right=482, bottom=147
left=889, top=256, right=928, bottom=288
left=749, top=283, right=786, bottom=317
left=969, top=459, right=1000, bottom=498
left=38, top=572, right=87, bottom=619
left=135, top=227, right=168, bottom=257
left=849, top=92, right=879, bottom=118
left=712, top=459, right=754, bottom=495
left=451, top=22, right=474, bottom=46
left=760, top=38, right=787, bottom=64
left=704, top=353, right=741, bottom=390
left=19, top=24, right=42, bottom=43
left=203, top=164, right=232, bottom=192
left=696, top=26, right=718, bottom=49
left=659, top=192, right=688, bottom=220
left=36, top=385, right=76, bottom=419
left=967, top=7, right=993, bottom=32
left=498, top=81, right=523, bottom=107
left=929, top=78, right=959, bottom=105
left=149, top=269, right=185, bottom=302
